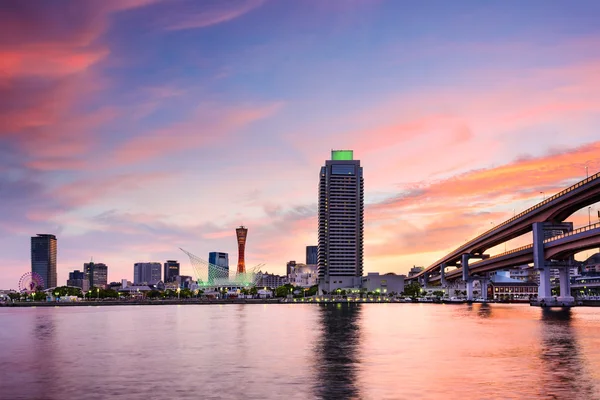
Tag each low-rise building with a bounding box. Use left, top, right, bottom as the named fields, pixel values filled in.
left=408, top=266, right=424, bottom=277
left=288, top=263, right=317, bottom=287
left=362, top=272, right=405, bottom=294
left=489, top=271, right=537, bottom=301
left=256, top=272, right=287, bottom=288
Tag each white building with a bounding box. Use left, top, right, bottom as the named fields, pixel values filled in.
left=362, top=273, right=405, bottom=294
left=288, top=263, right=317, bottom=287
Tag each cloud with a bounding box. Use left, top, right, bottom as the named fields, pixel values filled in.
left=365, top=140, right=600, bottom=261
left=110, top=102, right=282, bottom=165
left=163, top=0, right=265, bottom=31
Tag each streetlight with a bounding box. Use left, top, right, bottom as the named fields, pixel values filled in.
left=540, top=191, right=545, bottom=201
left=96, top=288, right=99, bottom=300
left=586, top=165, right=589, bottom=179
left=177, top=287, right=181, bottom=300
left=88, top=290, right=91, bottom=301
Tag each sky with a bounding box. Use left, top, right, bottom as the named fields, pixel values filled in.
left=2, top=0, right=600, bottom=289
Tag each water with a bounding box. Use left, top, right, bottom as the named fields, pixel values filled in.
left=1, top=303, right=600, bottom=400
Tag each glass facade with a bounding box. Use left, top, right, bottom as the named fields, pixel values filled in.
left=31, top=234, right=57, bottom=289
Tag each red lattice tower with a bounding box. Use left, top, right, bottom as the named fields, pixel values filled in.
left=236, top=226, right=248, bottom=274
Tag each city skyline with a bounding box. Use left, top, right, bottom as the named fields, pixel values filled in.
left=2, top=1, right=600, bottom=288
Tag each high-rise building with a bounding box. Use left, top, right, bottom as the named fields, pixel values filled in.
left=208, top=252, right=229, bottom=283
left=236, top=226, right=248, bottom=274
left=31, top=234, right=57, bottom=289
left=67, top=270, right=90, bottom=292
left=306, top=245, right=318, bottom=265
left=318, top=150, right=364, bottom=293
left=163, top=260, right=180, bottom=283
left=84, top=262, right=108, bottom=289
left=133, top=262, right=162, bottom=285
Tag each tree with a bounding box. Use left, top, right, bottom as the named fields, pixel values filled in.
left=32, top=291, right=46, bottom=301
left=7, top=293, right=20, bottom=301
left=249, top=287, right=258, bottom=296
left=147, top=290, right=162, bottom=299
left=432, top=290, right=445, bottom=298
left=307, top=285, right=318, bottom=297
left=403, top=282, right=421, bottom=298
left=275, top=284, right=295, bottom=298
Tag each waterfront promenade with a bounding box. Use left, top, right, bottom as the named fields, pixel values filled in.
left=5, top=297, right=600, bottom=307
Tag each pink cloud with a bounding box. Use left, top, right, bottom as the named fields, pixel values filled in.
left=110, top=102, right=282, bottom=165
left=52, top=171, right=176, bottom=208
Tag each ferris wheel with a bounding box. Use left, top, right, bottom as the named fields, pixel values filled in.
left=18, top=272, right=45, bottom=293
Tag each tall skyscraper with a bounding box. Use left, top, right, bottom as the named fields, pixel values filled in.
left=133, top=262, right=162, bottom=285
left=306, top=245, right=318, bottom=265
left=318, top=150, right=364, bottom=293
left=84, top=262, right=108, bottom=289
left=163, top=260, right=180, bottom=283
left=208, top=252, right=229, bottom=283
left=236, top=226, right=248, bottom=274
left=31, top=234, right=57, bottom=289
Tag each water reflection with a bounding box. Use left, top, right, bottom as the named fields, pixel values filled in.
left=538, top=308, right=595, bottom=399
left=30, top=312, right=58, bottom=400
left=313, top=303, right=362, bottom=400
left=477, top=303, right=492, bottom=318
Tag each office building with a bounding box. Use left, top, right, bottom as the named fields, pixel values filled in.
left=236, top=226, right=248, bottom=274
left=163, top=260, right=180, bottom=283
left=208, top=252, right=229, bottom=284
left=67, top=270, right=90, bottom=292
left=176, top=275, right=194, bottom=289
left=31, top=234, right=57, bottom=289
left=306, top=245, right=318, bottom=265
left=133, top=262, right=162, bottom=285
left=318, top=150, right=364, bottom=293
left=84, top=262, right=108, bottom=289
left=286, top=260, right=297, bottom=276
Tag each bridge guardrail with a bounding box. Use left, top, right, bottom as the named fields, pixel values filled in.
left=543, top=222, right=600, bottom=243
left=463, top=172, right=600, bottom=250
left=417, top=171, right=600, bottom=278
left=471, top=244, right=533, bottom=266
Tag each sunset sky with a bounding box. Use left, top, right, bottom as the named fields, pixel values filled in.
left=2, top=0, right=600, bottom=289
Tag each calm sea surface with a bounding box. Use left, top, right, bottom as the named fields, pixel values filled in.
left=1, top=303, right=600, bottom=400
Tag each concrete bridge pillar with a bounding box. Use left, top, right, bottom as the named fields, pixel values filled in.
left=461, top=254, right=470, bottom=282
left=480, top=276, right=489, bottom=301
left=461, top=254, right=474, bottom=301
left=557, top=266, right=574, bottom=305
left=440, top=263, right=446, bottom=287
left=533, top=222, right=574, bottom=304
left=466, top=279, right=474, bottom=301
left=533, top=222, right=552, bottom=302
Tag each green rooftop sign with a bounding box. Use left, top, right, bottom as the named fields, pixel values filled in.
left=331, top=150, right=353, bottom=160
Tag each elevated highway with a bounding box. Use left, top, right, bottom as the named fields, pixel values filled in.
left=410, top=172, right=600, bottom=282
left=427, top=223, right=600, bottom=282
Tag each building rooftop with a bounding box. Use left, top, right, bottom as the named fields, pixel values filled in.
left=331, top=150, right=353, bottom=160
